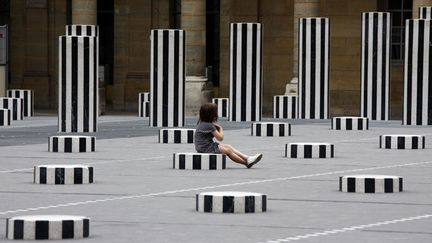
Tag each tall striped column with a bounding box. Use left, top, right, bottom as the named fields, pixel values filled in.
left=298, top=18, right=330, bottom=119
left=403, top=19, right=432, bottom=125
left=361, top=12, right=391, bottom=121
left=419, top=7, right=432, bottom=19
left=58, top=34, right=98, bottom=132
left=229, top=23, right=262, bottom=122
left=66, top=25, right=98, bottom=36
left=150, top=29, right=185, bottom=127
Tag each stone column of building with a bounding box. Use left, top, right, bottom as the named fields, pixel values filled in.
left=286, top=0, right=320, bottom=95
left=413, top=0, right=432, bottom=18
left=181, top=0, right=211, bottom=115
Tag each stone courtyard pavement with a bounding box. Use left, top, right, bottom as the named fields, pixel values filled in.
left=0, top=114, right=431, bottom=242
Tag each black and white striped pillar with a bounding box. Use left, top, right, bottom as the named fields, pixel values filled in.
left=339, top=175, right=403, bottom=193
left=285, top=142, right=334, bottom=158
left=6, top=215, right=90, bottom=240
left=251, top=122, right=291, bottom=137
left=196, top=192, right=267, bottom=213
left=58, top=35, right=99, bottom=132
left=7, top=89, right=34, bottom=117
left=361, top=12, right=391, bottom=121
left=419, top=7, right=432, bottom=19
left=66, top=25, right=98, bottom=36
left=212, top=98, right=229, bottom=118
left=298, top=18, right=330, bottom=119
left=331, top=117, right=369, bottom=130
left=34, top=165, right=94, bottom=184
left=379, top=135, right=425, bottom=149
left=138, top=92, right=150, bottom=117
left=229, top=23, right=262, bottom=122
left=150, top=29, right=185, bottom=127
left=0, top=109, right=10, bottom=126
left=273, top=95, right=297, bottom=119
left=173, top=153, right=226, bottom=170
left=48, top=136, right=95, bottom=153
left=0, top=98, right=23, bottom=120
left=403, top=19, right=432, bottom=125
left=159, top=128, right=195, bottom=144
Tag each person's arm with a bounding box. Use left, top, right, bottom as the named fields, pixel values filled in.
left=212, top=123, right=224, bottom=141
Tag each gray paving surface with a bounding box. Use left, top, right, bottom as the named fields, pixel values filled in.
left=0, top=115, right=432, bottom=242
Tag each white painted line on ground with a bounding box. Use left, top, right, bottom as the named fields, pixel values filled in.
left=0, top=160, right=431, bottom=216
left=263, top=214, right=432, bottom=242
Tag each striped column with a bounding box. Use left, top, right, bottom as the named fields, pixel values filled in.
left=34, top=165, right=94, bottom=184
left=420, top=7, right=432, bottom=19
left=0, top=98, right=23, bottom=120
left=150, top=29, right=185, bottom=127
left=58, top=35, right=98, bottom=132
left=212, top=98, right=229, bottom=118
left=138, top=92, right=150, bottom=117
left=403, top=19, right=432, bottom=125
left=273, top=95, right=297, bottom=119
left=7, top=89, right=34, bottom=117
left=361, top=12, right=391, bottom=121
left=339, top=175, right=403, bottom=193
left=229, top=23, right=262, bottom=122
left=196, top=192, right=267, bottom=213
left=0, top=109, right=10, bottom=126
left=298, top=18, right=330, bottom=119
left=66, top=24, right=98, bottom=36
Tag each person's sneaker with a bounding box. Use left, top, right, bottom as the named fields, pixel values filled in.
left=246, top=153, right=263, bottom=168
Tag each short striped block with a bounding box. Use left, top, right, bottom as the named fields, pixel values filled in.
left=173, top=153, right=226, bottom=170
left=196, top=191, right=267, bottom=213
left=0, top=97, right=23, bottom=120
left=339, top=175, right=403, bottom=193
left=7, top=89, right=34, bottom=117
left=66, top=24, right=98, bottom=36
left=419, top=6, right=432, bottom=19
left=212, top=98, right=229, bottom=118
left=48, top=136, right=95, bottom=153
left=0, top=109, right=11, bottom=126
left=159, top=128, right=195, bottom=144
left=34, top=165, right=94, bottom=184
left=138, top=92, right=150, bottom=117
left=379, top=135, right=425, bottom=149
left=6, top=215, right=90, bottom=240
left=251, top=122, right=291, bottom=137
left=331, top=117, right=369, bottom=130
left=273, top=95, right=297, bottom=119
left=285, top=142, right=334, bottom=158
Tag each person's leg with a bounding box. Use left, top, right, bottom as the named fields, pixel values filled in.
left=229, top=146, right=249, bottom=161
left=218, top=144, right=247, bottom=165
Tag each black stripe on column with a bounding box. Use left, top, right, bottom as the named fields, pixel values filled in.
left=251, top=24, right=258, bottom=121
left=267, top=124, right=273, bottom=136
left=179, top=154, right=185, bottom=169
left=195, top=194, right=199, bottom=211
left=385, top=136, right=391, bottom=148
left=406, top=20, right=413, bottom=125
left=55, top=168, right=65, bottom=184
left=262, top=195, right=267, bottom=212
left=346, top=118, right=352, bottom=130
left=84, top=37, right=90, bottom=132
left=232, top=24, right=237, bottom=121
left=379, top=135, right=382, bottom=148
left=89, top=167, right=94, bottom=183
left=40, top=167, right=47, bottom=184
left=174, top=30, right=180, bottom=126
left=53, top=137, right=58, bottom=152
left=339, top=177, right=342, bottom=191
left=61, top=37, right=67, bottom=131
left=187, top=130, right=194, bottom=143
left=240, top=24, right=247, bottom=121
left=204, top=195, right=213, bottom=212
left=301, top=19, right=306, bottom=118
left=412, top=136, right=419, bottom=149
left=245, top=196, right=255, bottom=213
left=279, top=124, right=285, bottom=136
left=223, top=196, right=235, bottom=213
left=74, top=168, right=83, bottom=184
left=384, top=178, right=393, bottom=193
left=304, top=145, right=312, bottom=158
left=381, top=14, right=388, bottom=120
left=399, top=178, right=403, bottom=192
left=91, top=137, right=95, bottom=151
left=290, top=144, right=297, bottom=158
left=209, top=155, right=217, bottom=170
left=65, top=138, right=72, bottom=152
left=162, top=30, right=169, bottom=127
left=336, top=118, right=341, bottom=129
left=174, top=130, right=181, bottom=143
left=358, top=118, right=363, bottom=130
left=163, top=130, right=168, bottom=143
left=93, top=37, right=98, bottom=131
left=35, top=221, right=49, bottom=239
left=13, top=220, right=24, bottom=239
left=193, top=155, right=201, bottom=170
left=397, top=136, right=405, bottom=149
left=62, top=220, right=74, bottom=239
left=372, top=13, right=378, bottom=120
left=417, top=20, right=425, bottom=124
left=256, top=124, right=261, bottom=136
left=83, top=218, right=90, bottom=237
left=364, top=178, right=375, bottom=193
left=79, top=137, right=86, bottom=152
left=331, top=144, right=334, bottom=157
left=71, top=36, right=78, bottom=132
left=319, top=145, right=326, bottom=158
left=347, top=177, right=356, bottom=192
left=320, top=19, right=326, bottom=119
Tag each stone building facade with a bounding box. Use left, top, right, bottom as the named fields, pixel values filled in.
left=4, top=0, right=431, bottom=118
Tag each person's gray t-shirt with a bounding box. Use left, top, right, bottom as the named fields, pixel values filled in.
left=195, top=122, right=220, bottom=153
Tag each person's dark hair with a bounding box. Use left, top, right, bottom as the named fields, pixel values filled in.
left=198, top=103, right=218, bottom=123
